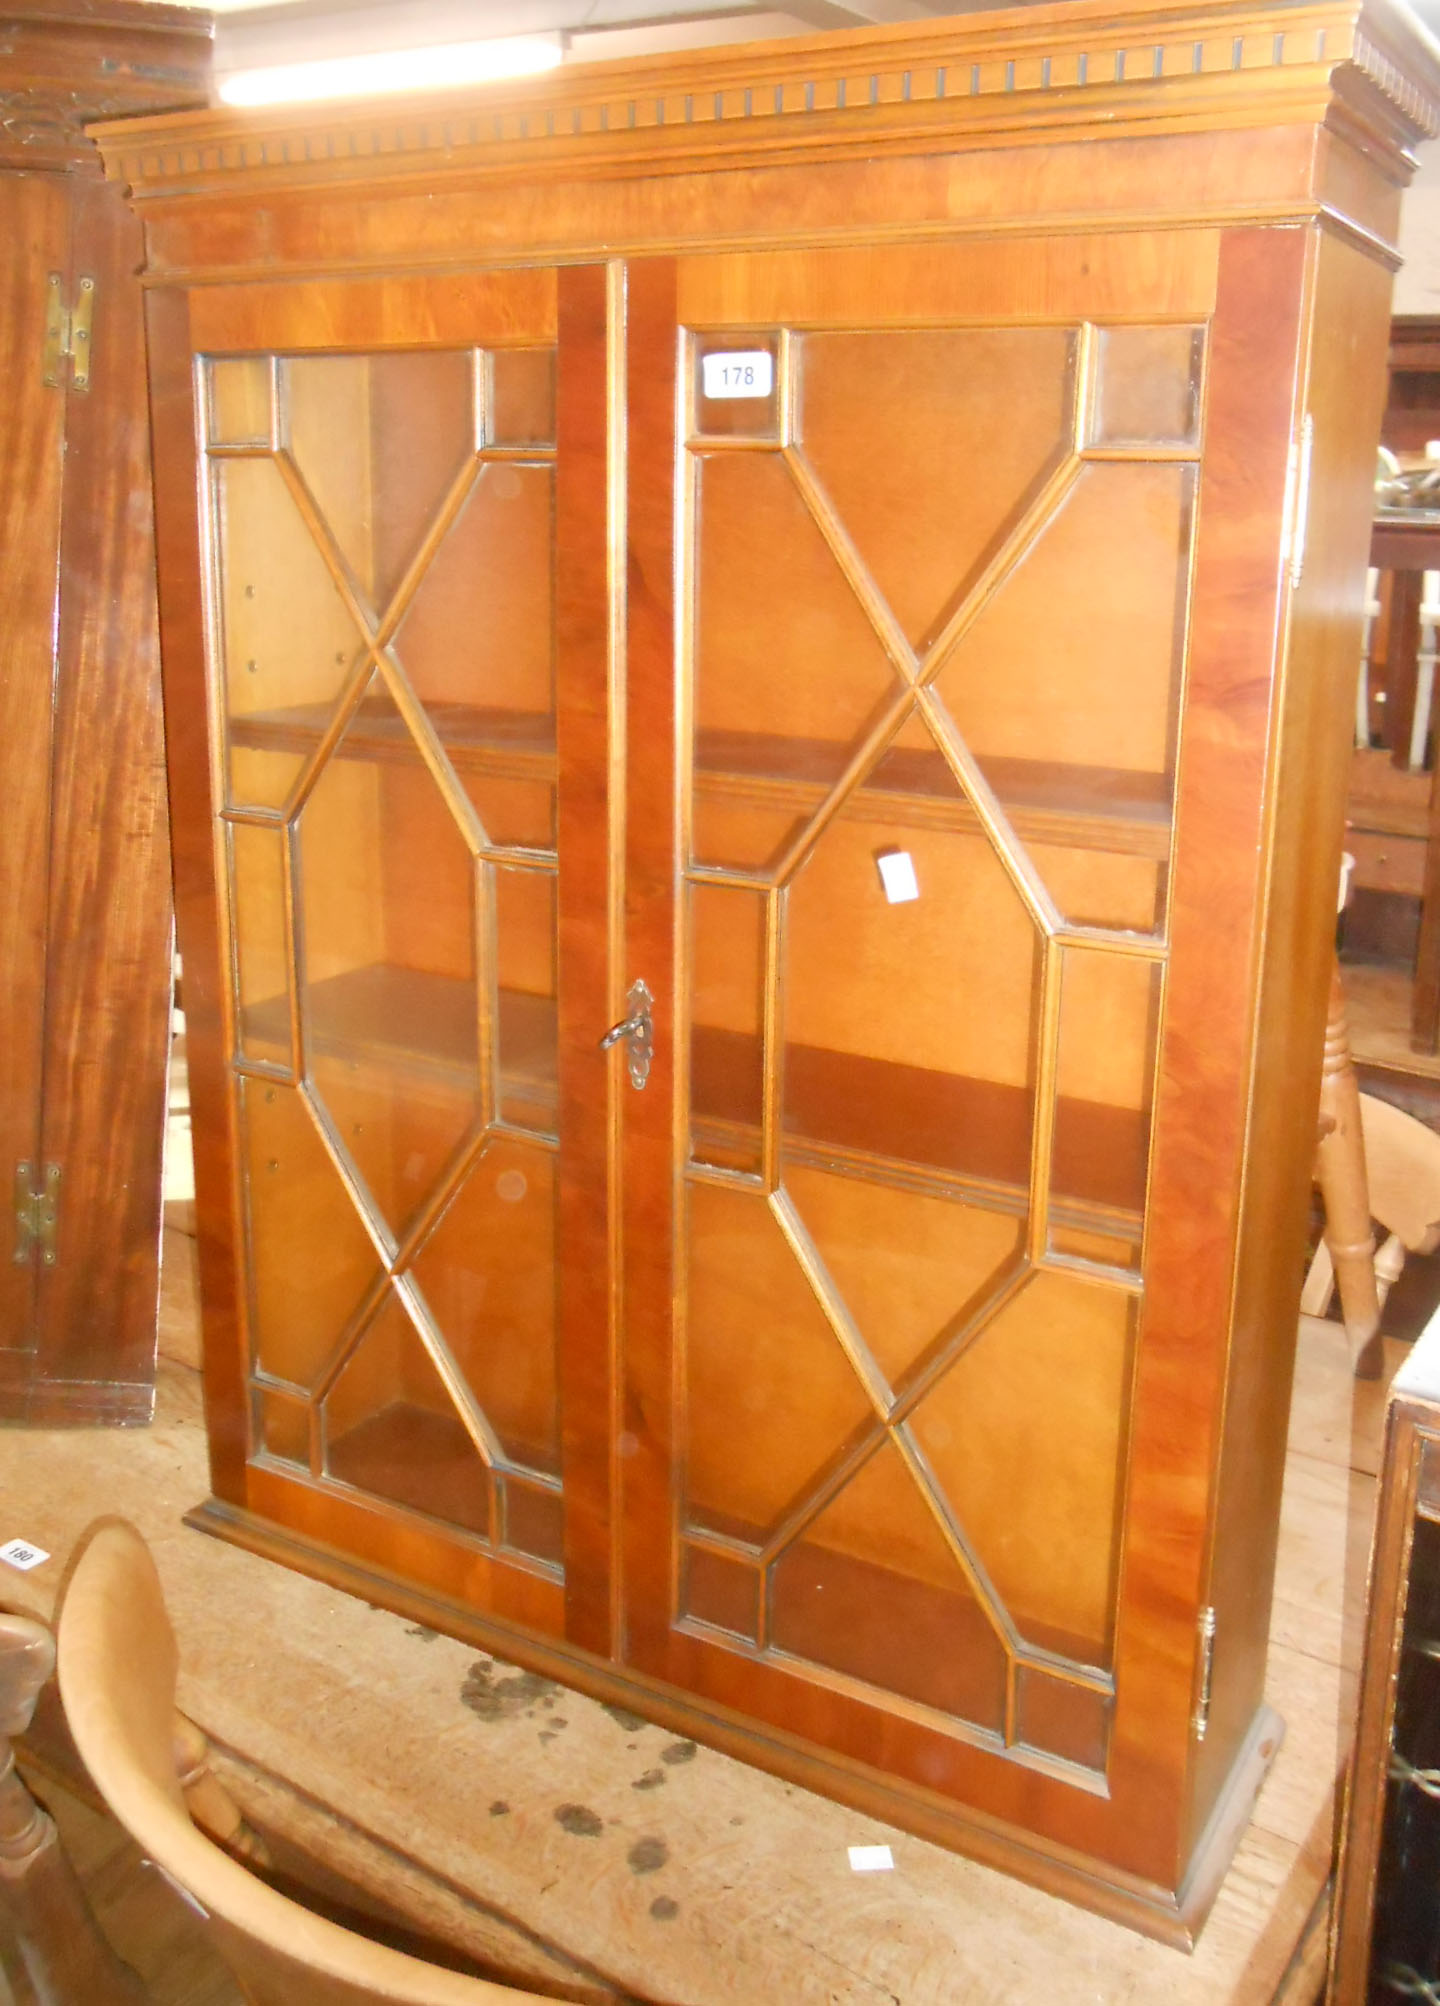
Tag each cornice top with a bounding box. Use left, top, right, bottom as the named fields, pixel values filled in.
left=0, top=0, right=209, bottom=169
left=90, top=0, right=1440, bottom=202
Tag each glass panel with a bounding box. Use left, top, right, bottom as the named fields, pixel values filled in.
left=690, top=883, right=766, bottom=1176
left=494, top=865, right=557, bottom=1135
left=488, top=348, right=556, bottom=447
left=692, top=450, right=900, bottom=876
left=208, top=357, right=271, bottom=447
left=1027, top=844, right=1167, bottom=938
left=503, top=1475, right=563, bottom=1566
left=285, top=350, right=476, bottom=615
left=240, top=1076, right=379, bottom=1389
left=780, top=1165, right=1023, bottom=1394
left=409, top=1135, right=559, bottom=1478
left=682, top=1544, right=760, bottom=1642
left=297, top=675, right=480, bottom=1240
left=213, top=457, right=365, bottom=813
left=782, top=784, right=1042, bottom=1193
left=1050, top=948, right=1161, bottom=1273
left=935, top=461, right=1194, bottom=935
left=230, top=821, right=290, bottom=1069
left=1048, top=1225, right=1139, bottom=1269
left=682, top=1180, right=873, bottom=1547
left=1015, top=1668, right=1110, bottom=1772
left=394, top=461, right=556, bottom=848
left=692, top=329, right=781, bottom=441
left=324, top=1288, right=491, bottom=1538
left=908, top=1270, right=1135, bottom=1668
left=770, top=1440, right=1007, bottom=1732
left=210, top=341, right=569, bottom=1589
left=1090, top=324, right=1204, bottom=448
left=800, top=326, right=1076, bottom=650
left=255, top=1384, right=310, bottom=1467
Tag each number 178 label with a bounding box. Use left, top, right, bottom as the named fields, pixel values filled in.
left=701, top=350, right=774, bottom=401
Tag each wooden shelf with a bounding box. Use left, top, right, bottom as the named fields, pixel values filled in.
left=230, top=699, right=553, bottom=784
left=245, top=963, right=1144, bottom=1236
left=329, top=1402, right=491, bottom=1538
left=692, top=1024, right=1147, bottom=1237
left=683, top=1525, right=1108, bottom=1729
left=229, top=705, right=1170, bottom=859
left=243, top=965, right=557, bottom=1115
left=695, top=731, right=1172, bottom=861
left=325, top=1402, right=563, bottom=1563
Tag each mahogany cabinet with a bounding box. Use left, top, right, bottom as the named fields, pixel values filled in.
left=0, top=1, right=207, bottom=1422
left=95, top=0, right=1439, bottom=1941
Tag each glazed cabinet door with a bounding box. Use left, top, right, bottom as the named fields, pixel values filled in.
left=619, top=232, right=1306, bottom=1886
left=156, top=268, right=610, bottom=1641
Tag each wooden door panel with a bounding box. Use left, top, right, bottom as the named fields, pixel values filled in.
left=618, top=232, right=1294, bottom=1882
left=31, top=174, right=172, bottom=1421
left=0, top=175, right=68, bottom=1393
left=164, top=267, right=609, bottom=1635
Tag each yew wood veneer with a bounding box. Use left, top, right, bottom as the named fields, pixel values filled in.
left=92, top=0, right=1440, bottom=1942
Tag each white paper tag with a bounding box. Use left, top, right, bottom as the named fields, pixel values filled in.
left=848, top=1844, right=894, bottom=1872
left=0, top=1539, right=49, bottom=1572
left=875, top=850, right=920, bottom=904
left=701, top=350, right=774, bottom=401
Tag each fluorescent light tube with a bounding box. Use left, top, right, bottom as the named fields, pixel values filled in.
left=217, top=32, right=563, bottom=107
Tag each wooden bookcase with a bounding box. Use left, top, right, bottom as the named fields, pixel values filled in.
left=0, top=0, right=208, bottom=1421
left=94, top=0, right=1438, bottom=1942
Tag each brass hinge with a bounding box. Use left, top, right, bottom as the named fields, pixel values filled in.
left=1194, top=1605, right=1218, bottom=1741
left=42, top=273, right=95, bottom=393
left=13, top=1163, right=61, bottom=1268
left=1281, top=411, right=1315, bottom=591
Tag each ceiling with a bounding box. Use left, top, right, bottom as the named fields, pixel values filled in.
left=125, top=0, right=1440, bottom=109
left=200, top=0, right=982, bottom=71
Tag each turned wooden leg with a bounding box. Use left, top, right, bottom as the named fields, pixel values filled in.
left=0, top=1614, right=146, bottom=2006
left=1315, top=961, right=1383, bottom=1375
left=172, top=1711, right=272, bottom=1868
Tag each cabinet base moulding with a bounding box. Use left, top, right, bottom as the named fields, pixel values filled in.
left=184, top=1494, right=1282, bottom=1951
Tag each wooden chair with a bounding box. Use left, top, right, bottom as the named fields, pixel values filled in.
left=1307, top=958, right=1440, bottom=1377
left=55, top=1517, right=551, bottom=2006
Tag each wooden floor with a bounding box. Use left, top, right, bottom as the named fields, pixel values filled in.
left=0, top=1225, right=1405, bottom=2004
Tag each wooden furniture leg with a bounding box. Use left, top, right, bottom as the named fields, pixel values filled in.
left=1314, top=961, right=1384, bottom=1375
left=0, top=1612, right=146, bottom=2006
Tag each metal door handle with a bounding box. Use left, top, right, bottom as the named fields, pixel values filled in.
left=600, top=979, right=654, bottom=1090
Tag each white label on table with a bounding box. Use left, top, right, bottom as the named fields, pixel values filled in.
left=848, top=1844, right=895, bottom=1872
left=701, top=350, right=774, bottom=400
left=875, top=850, right=920, bottom=904
left=0, top=1538, right=49, bottom=1571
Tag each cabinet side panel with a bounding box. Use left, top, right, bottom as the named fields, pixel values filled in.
left=33, top=174, right=172, bottom=1415
left=0, top=172, right=68, bottom=1381
left=146, top=283, right=249, bottom=1496
left=1111, top=225, right=1309, bottom=1881
left=1192, top=224, right=1395, bottom=1850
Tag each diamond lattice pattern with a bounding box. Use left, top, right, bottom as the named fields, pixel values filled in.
left=214, top=346, right=563, bottom=1570
left=682, top=320, right=1201, bottom=1753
